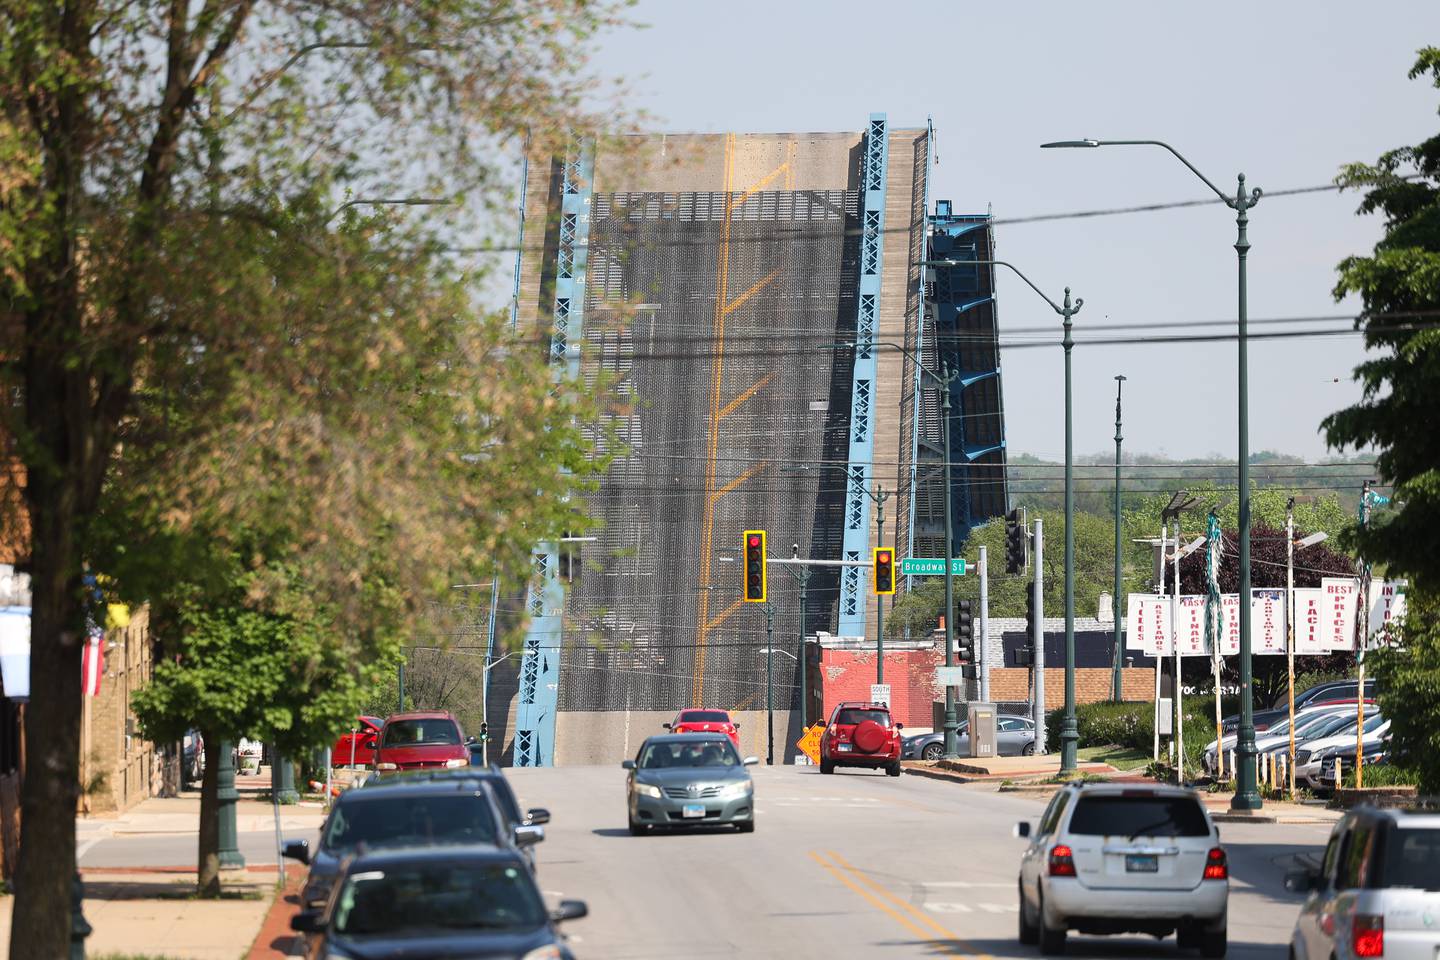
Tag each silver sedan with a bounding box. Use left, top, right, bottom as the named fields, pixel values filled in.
left=902, top=715, right=1036, bottom=761
left=623, top=734, right=758, bottom=835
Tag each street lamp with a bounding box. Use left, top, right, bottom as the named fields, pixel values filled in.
left=920, top=259, right=1083, bottom=774
left=1043, top=137, right=1264, bottom=810
left=325, top=197, right=452, bottom=224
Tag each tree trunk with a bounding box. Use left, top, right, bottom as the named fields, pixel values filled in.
left=197, top=733, right=221, bottom=897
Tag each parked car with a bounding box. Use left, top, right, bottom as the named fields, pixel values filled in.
left=1221, top=679, right=1376, bottom=734
left=1016, top=782, right=1229, bottom=956
left=373, top=710, right=472, bottom=772
left=283, top=771, right=540, bottom=910
left=1203, top=705, right=1370, bottom=775
left=819, top=701, right=903, bottom=776
left=1286, top=806, right=1440, bottom=960
left=902, top=715, right=1036, bottom=761
left=664, top=708, right=741, bottom=750
left=331, top=716, right=382, bottom=768
left=291, top=846, right=586, bottom=960
left=1295, top=713, right=1391, bottom=789
left=1313, top=736, right=1390, bottom=791
left=623, top=733, right=758, bottom=835
left=181, top=730, right=204, bottom=785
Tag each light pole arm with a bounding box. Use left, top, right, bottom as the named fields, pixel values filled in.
left=923, top=259, right=1081, bottom=318
left=326, top=197, right=451, bottom=224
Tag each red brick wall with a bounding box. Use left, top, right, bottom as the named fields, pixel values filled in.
left=989, top=667, right=1153, bottom=710
left=818, top=647, right=945, bottom=727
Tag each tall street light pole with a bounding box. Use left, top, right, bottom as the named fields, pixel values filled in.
left=920, top=259, right=1084, bottom=774
left=874, top=485, right=890, bottom=686
left=1042, top=138, right=1263, bottom=808
left=1112, top=375, right=1126, bottom=702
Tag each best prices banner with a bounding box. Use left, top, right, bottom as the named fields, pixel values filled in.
left=1321, top=578, right=1360, bottom=651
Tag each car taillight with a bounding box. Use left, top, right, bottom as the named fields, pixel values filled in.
left=1048, top=844, right=1076, bottom=877
left=1203, top=847, right=1228, bottom=880
left=1352, top=914, right=1383, bottom=957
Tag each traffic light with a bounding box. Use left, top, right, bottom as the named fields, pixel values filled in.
left=479, top=722, right=489, bottom=742
left=1005, top=507, right=1027, bottom=575
left=955, top=599, right=974, bottom=661
left=872, top=547, right=895, bottom=595
left=1025, top=588, right=1038, bottom=635
left=743, top=530, right=767, bottom=602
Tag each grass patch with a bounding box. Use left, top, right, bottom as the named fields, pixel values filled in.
left=1078, top=744, right=1151, bottom=772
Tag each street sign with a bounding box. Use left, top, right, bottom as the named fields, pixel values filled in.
left=900, top=557, right=967, bottom=577
left=869, top=683, right=891, bottom=706
left=795, top=723, right=825, bottom=764
left=934, top=666, right=966, bottom=687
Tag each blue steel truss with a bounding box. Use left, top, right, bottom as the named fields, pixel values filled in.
left=837, top=114, right=889, bottom=636
left=515, top=137, right=593, bottom=767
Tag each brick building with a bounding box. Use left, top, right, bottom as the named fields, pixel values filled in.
left=80, top=604, right=160, bottom=814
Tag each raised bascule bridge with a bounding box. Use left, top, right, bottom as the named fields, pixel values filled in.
left=492, top=116, right=1011, bottom=766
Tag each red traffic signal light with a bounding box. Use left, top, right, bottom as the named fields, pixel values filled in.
left=744, top=530, right=767, bottom=602
left=873, top=547, right=896, bottom=595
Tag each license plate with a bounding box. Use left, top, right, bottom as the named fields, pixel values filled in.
left=837, top=744, right=853, bottom=752
left=681, top=803, right=705, bottom=819
left=1125, top=854, right=1158, bottom=873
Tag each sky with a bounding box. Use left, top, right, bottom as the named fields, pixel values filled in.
left=578, top=1, right=1440, bottom=462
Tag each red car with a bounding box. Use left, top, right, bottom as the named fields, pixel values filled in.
left=819, top=701, right=903, bottom=777
left=664, top=709, right=741, bottom=749
left=373, top=711, right=471, bottom=772
left=332, top=716, right=382, bottom=767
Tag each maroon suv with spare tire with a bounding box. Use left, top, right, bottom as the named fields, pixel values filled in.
left=819, top=701, right=903, bottom=776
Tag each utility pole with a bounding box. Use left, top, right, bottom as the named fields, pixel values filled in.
left=1171, top=513, right=1184, bottom=783
left=1112, top=375, right=1126, bottom=701
left=1285, top=497, right=1296, bottom=796
left=1154, top=521, right=1167, bottom=764
left=1032, top=518, right=1046, bottom=752
left=940, top=363, right=960, bottom=760
left=1059, top=288, right=1082, bottom=776
left=979, top=544, right=990, bottom=702
left=1356, top=481, right=1373, bottom=789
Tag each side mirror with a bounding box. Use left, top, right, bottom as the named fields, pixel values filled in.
left=553, top=899, right=588, bottom=922
left=466, top=735, right=478, bottom=745
left=526, top=807, right=551, bottom=826
left=895, top=722, right=904, bottom=730
left=289, top=911, right=322, bottom=933
left=621, top=760, right=636, bottom=770
left=662, top=723, right=672, bottom=730
left=281, top=839, right=310, bottom=865
left=515, top=824, right=545, bottom=847
left=1284, top=869, right=1318, bottom=893
left=362, top=734, right=377, bottom=748
left=733, top=723, right=740, bottom=730
left=1014, top=822, right=1032, bottom=839
left=742, top=756, right=759, bottom=766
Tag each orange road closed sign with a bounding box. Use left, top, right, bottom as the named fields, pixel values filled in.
left=796, top=723, right=825, bottom=764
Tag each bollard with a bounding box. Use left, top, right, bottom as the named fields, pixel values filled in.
left=71, top=872, right=92, bottom=960
left=1335, top=756, right=1343, bottom=788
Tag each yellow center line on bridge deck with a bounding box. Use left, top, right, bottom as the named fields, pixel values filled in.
left=711, top=460, right=769, bottom=502
left=726, top=161, right=792, bottom=214
left=703, top=597, right=746, bottom=633
left=721, top=268, right=782, bottom=317
left=693, top=132, right=736, bottom=706
left=819, top=849, right=995, bottom=959
left=717, top=373, right=772, bottom=420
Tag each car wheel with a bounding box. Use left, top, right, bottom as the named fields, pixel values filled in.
left=820, top=758, right=835, bottom=775
left=735, top=819, right=755, bottom=834
left=1022, top=742, right=1036, bottom=756
left=886, top=761, right=901, bottom=777
left=1199, top=924, right=1226, bottom=958
left=1177, top=924, right=1199, bottom=950
left=922, top=742, right=945, bottom=761
left=1037, top=891, right=1066, bottom=955
left=627, top=819, right=646, bottom=837
left=1017, top=882, right=1039, bottom=946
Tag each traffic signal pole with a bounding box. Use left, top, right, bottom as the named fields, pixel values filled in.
left=1032, top=518, right=1046, bottom=753
left=979, top=544, right=989, bottom=702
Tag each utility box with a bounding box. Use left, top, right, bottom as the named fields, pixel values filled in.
left=968, top=702, right=997, bottom=759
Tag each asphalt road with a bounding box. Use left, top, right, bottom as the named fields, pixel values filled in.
left=507, top=765, right=1330, bottom=960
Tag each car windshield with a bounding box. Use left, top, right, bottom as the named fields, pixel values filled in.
left=333, top=862, right=545, bottom=936
left=835, top=709, right=889, bottom=725
left=1303, top=714, right=1356, bottom=739
left=639, top=740, right=739, bottom=769
left=1068, top=795, right=1210, bottom=838
left=1299, top=684, right=1351, bottom=706
left=1381, top=828, right=1440, bottom=890
left=679, top=710, right=730, bottom=723
left=323, top=796, right=498, bottom=852
left=382, top=718, right=461, bottom=747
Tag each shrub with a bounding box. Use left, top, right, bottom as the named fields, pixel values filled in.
left=1046, top=700, right=1217, bottom=771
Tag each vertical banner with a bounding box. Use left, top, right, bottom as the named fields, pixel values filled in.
left=1126, top=594, right=1170, bottom=654
left=1368, top=580, right=1407, bottom=635
left=1217, top=594, right=1241, bottom=656
left=1251, top=589, right=1288, bottom=655
left=1175, top=596, right=1207, bottom=656
left=1321, top=578, right=1360, bottom=650
left=1293, top=588, right=1327, bottom=654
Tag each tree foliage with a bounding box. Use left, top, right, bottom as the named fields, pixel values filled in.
left=0, top=0, right=629, bottom=949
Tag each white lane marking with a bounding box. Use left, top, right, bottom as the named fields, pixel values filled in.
left=925, top=901, right=1017, bottom=914
left=75, top=837, right=103, bottom=862
left=921, top=881, right=1014, bottom=888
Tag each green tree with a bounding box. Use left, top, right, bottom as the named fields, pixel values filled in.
left=1322, top=48, right=1440, bottom=791
left=0, top=1, right=627, bottom=949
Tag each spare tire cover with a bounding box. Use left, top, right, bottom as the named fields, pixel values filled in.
left=853, top=719, right=887, bottom=753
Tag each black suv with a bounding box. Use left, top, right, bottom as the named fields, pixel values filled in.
left=1222, top=679, right=1376, bottom=734
left=292, top=845, right=587, bottom=959
left=284, top=774, right=541, bottom=910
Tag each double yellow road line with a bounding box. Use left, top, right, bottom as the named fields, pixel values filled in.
left=809, top=850, right=994, bottom=959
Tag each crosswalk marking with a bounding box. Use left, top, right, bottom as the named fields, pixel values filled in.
left=924, top=901, right=1018, bottom=914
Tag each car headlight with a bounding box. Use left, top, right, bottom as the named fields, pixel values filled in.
left=375, top=762, right=397, bottom=771
left=521, top=947, right=563, bottom=960
left=718, top=780, right=753, bottom=800
left=444, top=758, right=468, bottom=768
left=633, top=782, right=663, bottom=800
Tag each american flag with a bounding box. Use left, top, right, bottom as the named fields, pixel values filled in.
left=82, top=633, right=103, bottom=697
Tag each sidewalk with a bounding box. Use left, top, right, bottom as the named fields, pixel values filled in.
left=1201, top=792, right=1343, bottom=825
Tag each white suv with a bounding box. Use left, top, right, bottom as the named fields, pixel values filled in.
left=1016, top=782, right=1229, bottom=956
